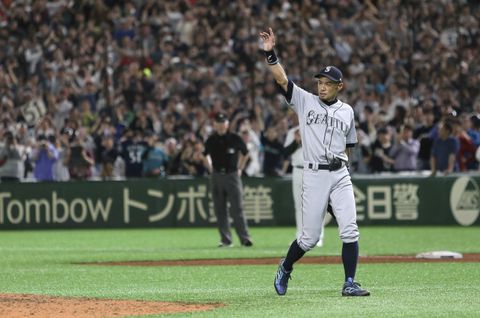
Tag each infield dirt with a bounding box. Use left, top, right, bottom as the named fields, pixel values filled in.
left=83, top=253, right=480, bottom=267
left=0, top=294, right=222, bottom=318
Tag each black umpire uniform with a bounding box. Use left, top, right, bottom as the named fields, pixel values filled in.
left=204, top=112, right=253, bottom=247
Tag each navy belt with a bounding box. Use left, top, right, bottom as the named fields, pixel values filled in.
left=307, top=161, right=345, bottom=171
left=294, top=165, right=303, bottom=169
left=308, top=163, right=331, bottom=170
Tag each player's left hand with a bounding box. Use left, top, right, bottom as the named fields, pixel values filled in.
left=259, top=27, right=275, bottom=51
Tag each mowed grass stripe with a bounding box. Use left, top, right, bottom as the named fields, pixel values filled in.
left=0, top=227, right=479, bottom=317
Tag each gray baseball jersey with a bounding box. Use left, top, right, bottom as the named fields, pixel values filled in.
left=285, top=80, right=359, bottom=250
left=288, top=84, right=357, bottom=163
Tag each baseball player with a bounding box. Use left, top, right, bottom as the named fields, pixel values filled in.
left=260, top=27, right=370, bottom=296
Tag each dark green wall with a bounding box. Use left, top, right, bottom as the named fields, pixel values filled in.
left=0, top=175, right=479, bottom=229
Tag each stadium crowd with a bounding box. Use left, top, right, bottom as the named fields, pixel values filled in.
left=0, top=0, right=479, bottom=182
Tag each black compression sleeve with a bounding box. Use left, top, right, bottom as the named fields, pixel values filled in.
left=276, top=80, right=293, bottom=103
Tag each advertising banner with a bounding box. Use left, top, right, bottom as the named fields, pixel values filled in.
left=0, top=175, right=478, bottom=229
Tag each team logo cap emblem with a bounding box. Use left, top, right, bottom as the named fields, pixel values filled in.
left=314, top=66, right=343, bottom=83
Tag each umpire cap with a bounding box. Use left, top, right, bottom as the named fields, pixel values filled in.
left=214, top=112, right=228, bottom=123
left=314, top=66, right=343, bottom=83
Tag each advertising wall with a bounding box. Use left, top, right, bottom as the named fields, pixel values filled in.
left=0, top=175, right=479, bottom=229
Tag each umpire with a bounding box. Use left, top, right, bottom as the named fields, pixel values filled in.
left=203, top=112, right=253, bottom=247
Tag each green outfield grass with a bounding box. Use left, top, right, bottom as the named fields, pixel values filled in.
left=0, top=226, right=479, bottom=317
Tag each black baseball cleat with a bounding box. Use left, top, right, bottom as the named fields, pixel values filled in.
left=274, top=258, right=291, bottom=295
left=341, top=278, right=370, bottom=296
left=241, top=239, right=253, bottom=247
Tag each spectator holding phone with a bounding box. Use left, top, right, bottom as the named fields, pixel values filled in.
left=32, top=134, right=58, bottom=181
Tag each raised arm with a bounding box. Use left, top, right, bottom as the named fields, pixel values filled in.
left=259, top=28, right=288, bottom=92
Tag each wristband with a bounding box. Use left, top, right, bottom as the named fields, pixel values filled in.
left=264, top=49, right=279, bottom=65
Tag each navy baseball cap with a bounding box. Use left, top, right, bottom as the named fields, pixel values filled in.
left=214, top=112, right=228, bottom=123
left=314, top=66, right=343, bottom=83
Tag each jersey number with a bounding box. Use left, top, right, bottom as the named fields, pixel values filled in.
left=129, top=150, right=143, bottom=163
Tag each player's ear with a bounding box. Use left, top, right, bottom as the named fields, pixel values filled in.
left=337, top=82, right=344, bottom=91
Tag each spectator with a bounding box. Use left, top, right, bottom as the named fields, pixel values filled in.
left=388, top=105, right=407, bottom=132
left=52, top=88, right=74, bottom=129
left=467, top=115, right=480, bottom=147
left=163, top=137, right=182, bottom=175
left=261, top=126, right=284, bottom=177
left=357, top=104, right=377, bottom=143
left=430, top=120, right=459, bottom=176
left=130, top=109, right=154, bottom=133
left=120, top=130, right=148, bottom=178
left=182, top=139, right=207, bottom=177
left=78, top=99, right=96, bottom=129
left=240, top=129, right=261, bottom=177
left=455, top=116, right=478, bottom=171
left=159, top=114, right=177, bottom=141
left=53, top=131, right=70, bottom=181
left=238, top=117, right=262, bottom=177
left=369, top=127, right=394, bottom=173
left=64, top=131, right=95, bottom=181
left=414, top=108, right=437, bottom=170
left=0, top=131, right=25, bottom=182
left=178, top=133, right=197, bottom=175
left=32, top=135, right=58, bottom=181
left=99, top=135, right=119, bottom=180
left=142, top=133, right=168, bottom=178
left=350, top=126, right=371, bottom=174
left=91, top=114, right=117, bottom=170
left=389, top=124, right=420, bottom=172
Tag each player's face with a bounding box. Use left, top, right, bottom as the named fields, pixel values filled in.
left=317, top=78, right=343, bottom=102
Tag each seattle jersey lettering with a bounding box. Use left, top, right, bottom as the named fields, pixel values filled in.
left=306, top=110, right=348, bottom=132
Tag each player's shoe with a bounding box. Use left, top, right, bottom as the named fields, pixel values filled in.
left=218, top=242, right=233, bottom=248
left=341, top=278, right=370, bottom=296
left=241, top=239, right=253, bottom=247
left=274, top=258, right=291, bottom=296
